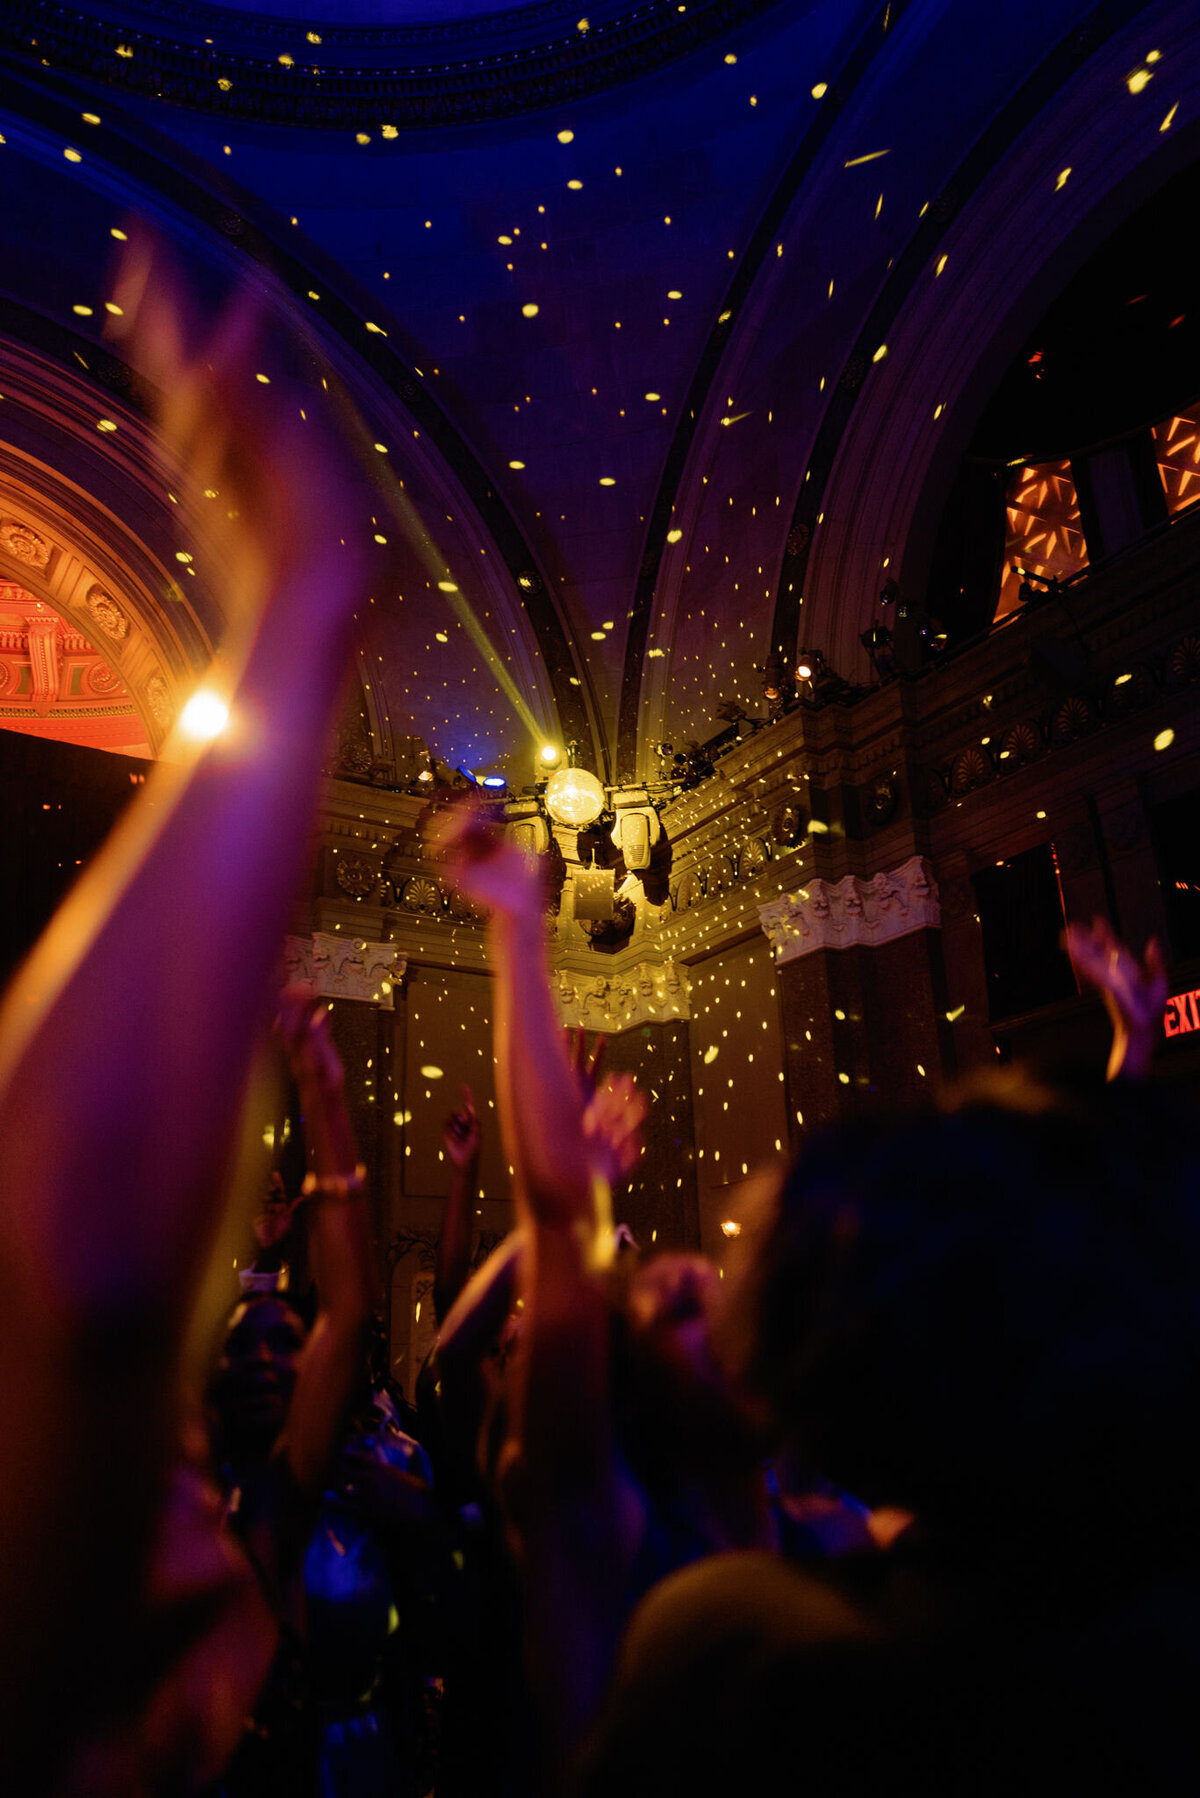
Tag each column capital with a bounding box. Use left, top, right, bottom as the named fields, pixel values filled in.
left=552, top=958, right=690, bottom=1033
left=283, top=932, right=407, bottom=1008
left=759, top=856, right=940, bottom=965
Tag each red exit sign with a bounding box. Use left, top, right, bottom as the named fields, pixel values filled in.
left=1165, top=988, right=1200, bottom=1037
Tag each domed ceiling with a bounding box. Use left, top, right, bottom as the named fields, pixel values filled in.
left=3, top=0, right=1199, bottom=783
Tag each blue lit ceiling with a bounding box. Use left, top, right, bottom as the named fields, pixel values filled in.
left=2, top=0, right=1198, bottom=782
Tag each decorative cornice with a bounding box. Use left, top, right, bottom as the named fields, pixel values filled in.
left=553, top=958, right=690, bottom=1033
left=759, top=855, right=939, bottom=963
left=0, top=1, right=787, bottom=129
left=0, top=701, right=136, bottom=715
left=283, top=931, right=406, bottom=1008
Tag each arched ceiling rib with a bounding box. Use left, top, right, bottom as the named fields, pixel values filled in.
left=1, top=1, right=794, bottom=128
left=774, top=0, right=1169, bottom=682
left=0, top=55, right=598, bottom=777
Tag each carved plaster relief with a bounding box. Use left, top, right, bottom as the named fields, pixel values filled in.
left=0, top=518, right=50, bottom=568
left=146, top=673, right=172, bottom=727
left=553, top=959, right=690, bottom=1033
left=86, top=585, right=129, bottom=641
left=284, top=933, right=406, bottom=1009
left=759, top=856, right=940, bottom=964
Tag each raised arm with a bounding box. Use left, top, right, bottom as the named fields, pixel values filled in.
left=1065, top=916, right=1168, bottom=1081
left=435, top=1084, right=482, bottom=1325
left=275, top=986, right=375, bottom=1495
left=431, top=799, right=647, bottom=1761
left=0, top=250, right=365, bottom=1776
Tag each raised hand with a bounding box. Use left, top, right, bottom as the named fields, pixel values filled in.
left=252, top=1170, right=300, bottom=1250
left=443, top=1084, right=481, bottom=1170
left=276, top=983, right=345, bottom=1094
left=427, top=794, right=544, bottom=917
left=107, top=234, right=357, bottom=638
left=566, top=1026, right=607, bottom=1098
left=583, top=1073, right=648, bottom=1190
left=1064, top=915, right=1168, bottom=1079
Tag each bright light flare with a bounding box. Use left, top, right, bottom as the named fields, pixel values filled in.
left=179, top=689, right=230, bottom=742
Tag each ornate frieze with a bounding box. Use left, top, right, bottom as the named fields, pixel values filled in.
left=759, top=857, right=940, bottom=964
left=553, top=960, right=690, bottom=1034
left=284, top=933, right=406, bottom=1009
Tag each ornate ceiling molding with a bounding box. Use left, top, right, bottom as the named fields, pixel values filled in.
left=0, top=0, right=789, bottom=128
left=0, top=437, right=205, bottom=753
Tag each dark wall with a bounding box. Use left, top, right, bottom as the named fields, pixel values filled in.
left=0, top=730, right=145, bottom=992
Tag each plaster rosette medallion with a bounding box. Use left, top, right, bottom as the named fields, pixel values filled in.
left=86, top=586, right=129, bottom=642
left=0, top=519, right=51, bottom=569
